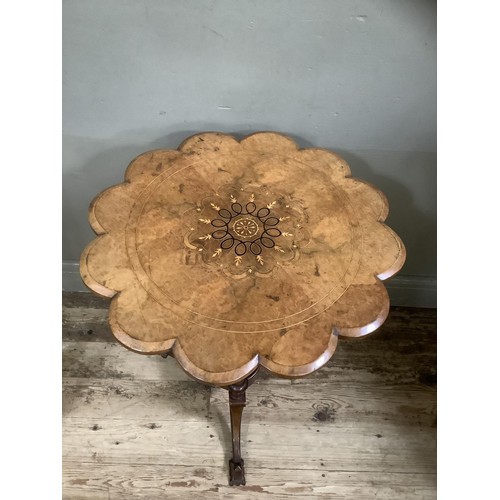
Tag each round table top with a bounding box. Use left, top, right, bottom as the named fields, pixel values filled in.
left=80, top=132, right=405, bottom=385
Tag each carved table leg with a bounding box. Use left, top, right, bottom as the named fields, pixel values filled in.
left=228, top=379, right=248, bottom=486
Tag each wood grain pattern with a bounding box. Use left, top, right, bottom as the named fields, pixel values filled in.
left=63, top=417, right=435, bottom=473
left=62, top=292, right=435, bottom=499
left=80, top=132, right=405, bottom=385
left=63, top=463, right=436, bottom=499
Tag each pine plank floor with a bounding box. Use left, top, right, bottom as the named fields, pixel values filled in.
left=62, top=292, right=437, bottom=499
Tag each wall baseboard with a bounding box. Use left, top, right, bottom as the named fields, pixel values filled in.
left=385, top=274, right=436, bottom=308
left=62, top=261, right=88, bottom=293
left=63, top=260, right=436, bottom=309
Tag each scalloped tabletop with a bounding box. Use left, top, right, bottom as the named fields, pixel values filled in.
left=80, top=132, right=405, bottom=386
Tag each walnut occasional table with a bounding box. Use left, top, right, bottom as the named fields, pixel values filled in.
left=80, top=132, right=406, bottom=486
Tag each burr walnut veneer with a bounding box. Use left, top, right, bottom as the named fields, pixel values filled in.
left=80, top=132, right=406, bottom=486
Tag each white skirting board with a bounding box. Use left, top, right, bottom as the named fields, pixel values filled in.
left=63, top=261, right=436, bottom=309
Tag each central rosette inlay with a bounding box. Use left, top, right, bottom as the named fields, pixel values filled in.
left=209, top=201, right=283, bottom=257
left=184, top=187, right=309, bottom=275
left=232, top=217, right=260, bottom=238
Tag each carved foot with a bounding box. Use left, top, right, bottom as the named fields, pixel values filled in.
left=229, top=458, right=246, bottom=486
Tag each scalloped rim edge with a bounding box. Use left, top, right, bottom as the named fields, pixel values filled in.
left=105, top=281, right=389, bottom=385
left=80, top=131, right=407, bottom=385
left=109, top=296, right=340, bottom=386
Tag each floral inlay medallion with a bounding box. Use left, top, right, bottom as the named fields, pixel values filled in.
left=184, top=186, right=309, bottom=276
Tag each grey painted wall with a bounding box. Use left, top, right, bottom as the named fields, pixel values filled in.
left=63, top=0, right=436, bottom=303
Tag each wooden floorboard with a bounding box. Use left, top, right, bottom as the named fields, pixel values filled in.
left=63, top=463, right=436, bottom=499
left=62, top=292, right=437, bottom=499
